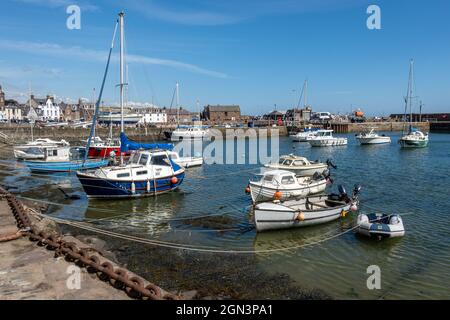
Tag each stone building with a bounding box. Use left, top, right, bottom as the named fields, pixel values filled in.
left=166, top=107, right=194, bottom=123
left=202, top=105, right=241, bottom=122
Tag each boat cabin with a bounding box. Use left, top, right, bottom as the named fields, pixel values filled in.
left=252, top=170, right=297, bottom=186
left=277, top=155, right=312, bottom=167
left=42, top=146, right=71, bottom=162
left=315, top=130, right=334, bottom=137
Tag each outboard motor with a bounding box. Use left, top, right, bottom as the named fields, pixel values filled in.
left=353, top=184, right=362, bottom=197
left=338, top=185, right=350, bottom=202
left=326, top=159, right=337, bottom=169
left=322, top=169, right=333, bottom=184
left=390, top=215, right=401, bottom=225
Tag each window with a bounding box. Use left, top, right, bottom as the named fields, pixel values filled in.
left=136, top=170, right=148, bottom=176
left=284, top=160, right=292, bottom=166
left=117, top=173, right=130, bottom=178
left=278, top=159, right=285, bottom=165
left=263, top=175, right=274, bottom=182
left=281, top=176, right=295, bottom=185
left=294, top=160, right=306, bottom=166
left=151, top=155, right=171, bottom=166
left=130, top=153, right=140, bottom=164
left=139, top=154, right=149, bottom=165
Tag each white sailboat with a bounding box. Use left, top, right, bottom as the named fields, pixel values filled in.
left=398, top=59, right=429, bottom=148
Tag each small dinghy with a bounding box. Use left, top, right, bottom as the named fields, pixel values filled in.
left=168, top=151, right=203, bottom=168
left=356, top=213, right=405, bottom=239
left=254, top=185, right=361, bottom=232
left=247, top=169, right=331, bottom=203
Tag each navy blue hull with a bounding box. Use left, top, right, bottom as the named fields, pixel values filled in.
left=76, top=172, right=185, bottom=198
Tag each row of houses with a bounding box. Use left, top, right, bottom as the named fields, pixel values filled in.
left=1, top=85, right=250, bottom=125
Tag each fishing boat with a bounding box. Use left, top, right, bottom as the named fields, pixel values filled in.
left=253, top=185, right=361, bottom=232
left=356, top=213, right=405, bottom=239
left=399, top=59, right=429, bottom=148
left=76, top=12, right=184, bottom=199
left=168, top=151, right=203, bottom=168
left=247, top=169, right=330, bottom=203
left=14, top=139, right=70, bottom=160
left=76, top=149, right=184, bottom=198
left=22, top=146, right=109, bottom=173
left=356, top=128, right=391, bottom=145
left=308, top=130, right=347, bottom=147
left=87, top=136, right=122, bottom=158
left=264, top=154, right=331, bottom=177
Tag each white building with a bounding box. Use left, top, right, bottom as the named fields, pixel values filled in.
left=38, top=98, right=61, bottom=121
left=2, top=107, right=23, bottom=121
left=139, top=112, right=167, bottom=124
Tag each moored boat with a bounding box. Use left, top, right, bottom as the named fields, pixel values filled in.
left=14, top=138, right=70, bottom=160
left=264, top=154, right=330, bottom=177
left=76, top=149, right=185, bottom=198
left=168, top=151, right=203, bottom=168
left=170, top=125, right=210, bottom=141
left=308, top=130, right=347, bottom=147
left=22, top=146, right=109, bottom=173
left=248, top=169, right=330, bottom=203
left=356, top=128, right=391, bottom=145
left=356, top=213, right=405, bottom=239
left=254, top=185, right=361, bottom=232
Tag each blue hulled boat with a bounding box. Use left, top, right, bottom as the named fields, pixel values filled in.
left=76, top=149, right=185, bottom=198
left=22, top=146, right=110, bottom=173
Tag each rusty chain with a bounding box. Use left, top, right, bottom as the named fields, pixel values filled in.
left=0, top=187, right=180, bottom=300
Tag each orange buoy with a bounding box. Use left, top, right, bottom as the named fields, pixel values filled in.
left=245, top=186, right=251, bottom=194
left=274, top=191, right=282, bottom=200
left=297, top=212, right=305, bottom=221
left=171, top=177, right=178, bottom=184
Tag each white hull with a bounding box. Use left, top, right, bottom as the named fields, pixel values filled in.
left=254, top=195, right=351, bottom=232
left=175, top=156, right=203, bottom=168
left=357, top=136, right=391, bottom=145
left=309, top=138, right=347, bottom=147
left=249, top=178, right=327, bottom=203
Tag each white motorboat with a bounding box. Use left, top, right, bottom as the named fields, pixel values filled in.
left=254, top=185, right=361, bottom=232
left=308, top=130, right=347, bottom=147
left=290, top=127, right=319, bottom=142
left=98, top=112, right=142, bottom=125
left=14, top=138, right=70, bottom=160
left=264, top=154, right=330, bottom=177
left=356, top=213, right=405, bottom=239
left=356, top=128, right=391, bottom=145
left=168, top=151, right=203, bottom=168
left=248, top=169, right=330, bottom=203
left=170, top=125, right=210, bottom=141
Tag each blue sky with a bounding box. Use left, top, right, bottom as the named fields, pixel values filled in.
left=0, top=0, right=449, bottom=116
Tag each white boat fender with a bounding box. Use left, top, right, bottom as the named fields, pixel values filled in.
left=146, top=180, right=151, bottom=193
left=131, top=181, right=136, bottom=194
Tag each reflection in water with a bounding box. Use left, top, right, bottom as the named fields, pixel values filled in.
left=0, top=133, right=449, bottom=299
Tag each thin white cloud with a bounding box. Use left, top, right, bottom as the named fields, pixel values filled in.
left=0, top=40, right=229, bottom=78
left=13, top=0, right=99, bottom=11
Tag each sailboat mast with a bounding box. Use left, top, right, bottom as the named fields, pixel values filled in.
left=176, top=82, right=179, bottom=126
left=408, top=59, right=414, bottom=127
left=119, top=12, right=125, bottom=134
left=304, top=79, right=308, bottom=108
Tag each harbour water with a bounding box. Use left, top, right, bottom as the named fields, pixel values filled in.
left=1, top=132, right=449, bottom=299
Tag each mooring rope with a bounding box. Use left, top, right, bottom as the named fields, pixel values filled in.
left=33, top=211, right=359, bottom=254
